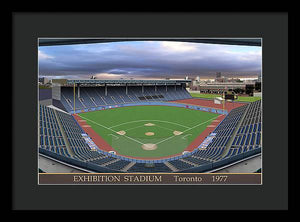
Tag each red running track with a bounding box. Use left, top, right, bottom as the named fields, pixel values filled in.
left=171, top=98, right=246, bottom=112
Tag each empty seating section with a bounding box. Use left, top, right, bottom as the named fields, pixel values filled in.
left=193, top=105, right=249, bottom=162
left=88, top=156, right=117, bottom=165
left=226, top=100, right=262, bottom=158
left=181, top=156, right=212, bottom=166
left=60, top=86, right=192, bottom=112
left=61, top=87, right=86, bottom=110
left=39, top=105, right=71, bottom=157
left=127, top=163, right=172, bottom=173
left=55, top=110, right=106, bottom=162
left=168, top=159, right=195, bottom=171
left=103, top=159, right=132, bottom=171
left=39, top=104, right=134, bottom=170
left=192, top=147, right=226, bottom=162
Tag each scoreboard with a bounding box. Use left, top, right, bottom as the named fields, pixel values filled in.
left=223, top=91, right=238, bottom=100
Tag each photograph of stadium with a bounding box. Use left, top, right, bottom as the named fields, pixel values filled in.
left=38, top=38, right=262, bottom=184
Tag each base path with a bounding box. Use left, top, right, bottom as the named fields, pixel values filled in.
left=141, top=143, right=157, bottom=150
left=73, top=114, right=117, bottom=153
left=171, top=98, right=246, bottom=112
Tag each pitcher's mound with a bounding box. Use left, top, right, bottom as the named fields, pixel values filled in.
left=116, top=130, right=126, bottom=135
left=145, top=132, right=155, bottom=136
left=173, top=131, right=183, bottom=135
left=142, top=143, right=158, bottom=150
left=144, top=123, right=155, bottom=126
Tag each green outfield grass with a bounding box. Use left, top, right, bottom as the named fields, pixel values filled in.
left=189, top=93, right=262, bottom=102
left=78, top=105, right=219, bottom=159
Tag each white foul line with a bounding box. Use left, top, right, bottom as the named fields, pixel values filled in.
left=182, top=134, right=192, bottom=140
left=79, top=115, right=144, bottom=145
left=108, top=134, right=119, bottom=140
left=155, top=116, right=220, bottom=145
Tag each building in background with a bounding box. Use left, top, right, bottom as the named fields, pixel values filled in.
left=39, top=77, right=50, bottom=85
left=215, top=72, right=230, bottom=83
left=258, top=73, right=262, bottom=82
left=51, top=79, right=68, bottom=86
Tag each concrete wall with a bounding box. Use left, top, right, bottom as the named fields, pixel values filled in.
left=39, top=99, right=52, bottom=106
left=52, top=84, right=61, bottom=100
left=39, top=88, right=52, bottom=100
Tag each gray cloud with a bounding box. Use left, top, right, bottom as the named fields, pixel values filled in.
left=38, top=41, right=262, bottom=79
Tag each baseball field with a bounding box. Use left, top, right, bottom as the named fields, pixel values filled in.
left=78, top=105, right=220, bottom=159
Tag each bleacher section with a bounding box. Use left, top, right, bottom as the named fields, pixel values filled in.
left=189, top=105, right=248, bottom=164
left=60, top=86, right=192, bottom=112
left=39, top=105, right=71, bottom=157
left=55, top=109, right=108, bottom=162
left=225, top=100, right=262, bottom=157
left=38, top=98, right=262, bottom=173
left=38, top=104, right=138, bottom=171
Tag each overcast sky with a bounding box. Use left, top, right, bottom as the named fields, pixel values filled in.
left=38, top=41, right=262, bottom=80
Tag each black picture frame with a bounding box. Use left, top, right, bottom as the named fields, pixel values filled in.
left=11, top=11, right=293, bottom=211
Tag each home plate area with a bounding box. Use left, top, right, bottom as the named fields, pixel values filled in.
left=141, top=143, right=158, bottom=150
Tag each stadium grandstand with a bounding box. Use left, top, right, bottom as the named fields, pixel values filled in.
left=39, top=79, right=262, bottom=173
left=58, top=79, right=192, bottom=112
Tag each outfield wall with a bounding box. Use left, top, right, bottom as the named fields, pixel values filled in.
left=69, top=101, right=228, bottom=115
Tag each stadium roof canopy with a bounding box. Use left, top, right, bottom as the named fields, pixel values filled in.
left=39, top=38, right=261, bottom=47
left=66, top=79, right=191, bottom=85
